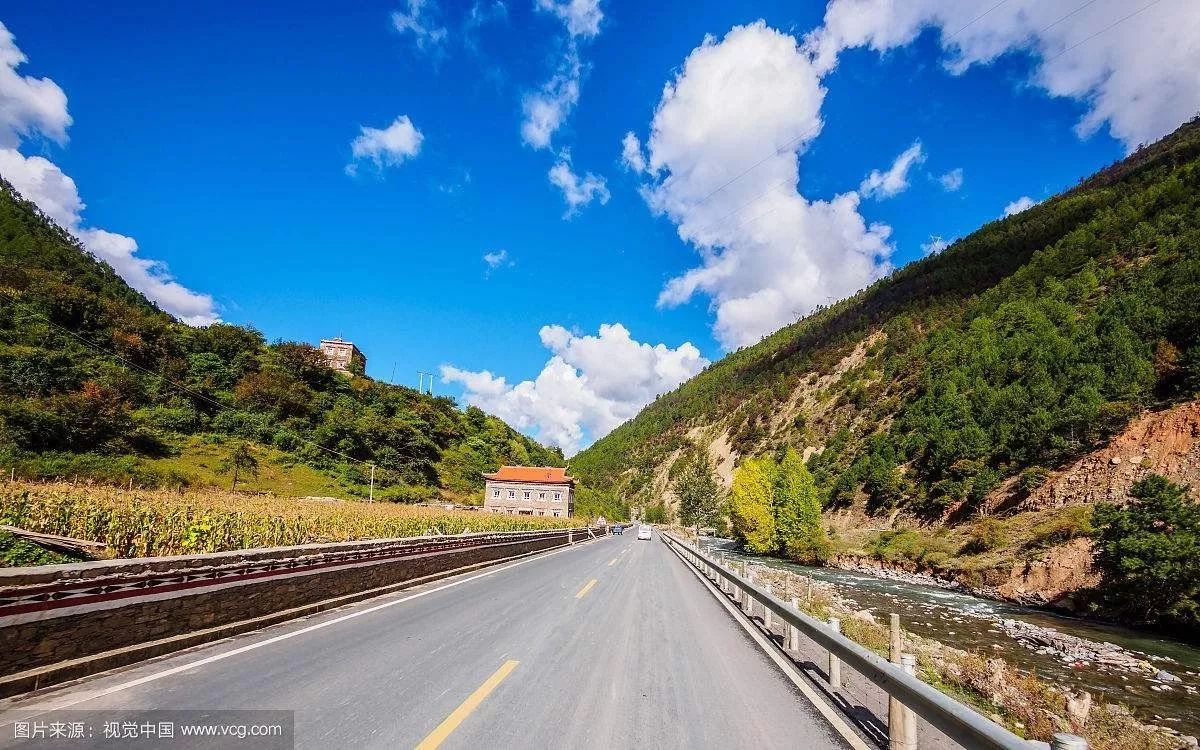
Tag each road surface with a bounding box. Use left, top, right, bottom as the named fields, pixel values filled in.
left=0, top=531, right=849, bottom=749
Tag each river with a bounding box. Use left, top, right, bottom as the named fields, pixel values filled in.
left=702, top=539, right=1200, bottom=737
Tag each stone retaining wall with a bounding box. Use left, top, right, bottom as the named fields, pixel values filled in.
left=0, top=527, right=598, bottom=695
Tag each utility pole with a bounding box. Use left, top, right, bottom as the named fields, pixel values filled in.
left=369, top=463, right=375, bottom=503
left=418, top=371, right=434, bottom=395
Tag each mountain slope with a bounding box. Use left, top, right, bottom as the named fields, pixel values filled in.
left=574, top=117, right=1200, bottom=520
left=0, top=177, right=563, bottom=501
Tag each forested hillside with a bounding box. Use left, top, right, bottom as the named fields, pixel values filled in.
left=0, top=178, right=562, bottom=501
left=574, top=117, right=1200, bottom=524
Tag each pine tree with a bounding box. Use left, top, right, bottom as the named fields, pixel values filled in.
left=675, top=450, right=726, bottom=532
left=773, top=448, right=830, bottom=563
left=730, top=456, right=777, bottom=554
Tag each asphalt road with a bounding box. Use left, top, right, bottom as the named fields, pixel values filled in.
left=0, top=531, right=849, bottom=749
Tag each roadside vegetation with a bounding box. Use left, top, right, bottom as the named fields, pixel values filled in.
left=728, top=448, right=829, bottom=564
left=0, top=482, right=581, bottom=561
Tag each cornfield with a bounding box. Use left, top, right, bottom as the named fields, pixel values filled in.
left=0, top=482, right=581, bottom=560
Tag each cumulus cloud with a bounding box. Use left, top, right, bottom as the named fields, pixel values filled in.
left=0, top=23, right=71, bottom=149
left=804, top=0, right=1200, bottom=152
left=938, top=167, right=963, bottom=192
left=0, top=25, right=216, bottom=325
left=620, top=131, right=646, bottom=173
left=548, top=154, right=609, bottom=216
left=535, top=0, right=602, bottom=39
left=1003, top=195, right=1036, bottom=217
left=520, top=50, right=581, bottom=150
left=630, top=22, right=892, bottom=349
left=859, top=140, right=925, bottom=199
left=391, top=0, right=448, bottom=54
left=346, top=115, right=424, bottom=175
left=442, top=323, right=707, bottom=454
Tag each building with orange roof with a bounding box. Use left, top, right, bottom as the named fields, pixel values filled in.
left=482, top=465, right=576, bottom=517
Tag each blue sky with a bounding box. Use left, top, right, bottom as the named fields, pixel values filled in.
left=2, top=0, right=1197, bottom=453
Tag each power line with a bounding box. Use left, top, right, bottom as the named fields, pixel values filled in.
left=1041, top=0, right=1165, bottom=64
left=1039, top=0, right=1104, bottom=34
left=943, top=0, right=1012, bottom=43
left=0, top=290, right=402, bottom=484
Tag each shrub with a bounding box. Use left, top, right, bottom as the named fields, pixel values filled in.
left=1020, top=467, right=1051, bottom=493
left=1028, top=506, right=1093, bottom=548
left=960, top=517, right=1008, bottom=555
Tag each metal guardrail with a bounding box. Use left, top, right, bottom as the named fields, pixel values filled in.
left=661, top=531, right=1073, bottom=750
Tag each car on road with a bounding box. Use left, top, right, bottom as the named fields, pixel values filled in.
left=637, top=525, right=653, bottom=541
left=612, top=524, right=624, bottom=535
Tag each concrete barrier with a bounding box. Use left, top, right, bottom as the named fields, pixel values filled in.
left=0, top=527, right=600, bottom=697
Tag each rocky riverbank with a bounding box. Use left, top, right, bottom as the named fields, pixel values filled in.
left=734, top=557, right=1198, bottom=749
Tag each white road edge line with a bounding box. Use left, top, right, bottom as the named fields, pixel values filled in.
left=666, top=541, right=871, bottom=750
left=2, top=536, right=606, bottom=720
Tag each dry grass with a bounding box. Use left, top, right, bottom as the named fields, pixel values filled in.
left=0, top=481, right=580, bottom=560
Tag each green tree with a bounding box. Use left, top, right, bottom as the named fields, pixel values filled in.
left=729, top=456, right=777, bottom=554
left=1093, top=475, right=1200, bottom=628
left=773, top=448, right=830, bottom=563
left=642, top=501, right=671, bottom=524
left=675, top=450, right=726, bottom=532
left=219, top=441, right=259, bottom=490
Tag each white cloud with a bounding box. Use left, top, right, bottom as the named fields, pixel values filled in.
left=0, top=149, right=218, bottom=325
left=1003, top=195, right=1036, bottom=217
left=346, top=115, right=424, bottom=174
left=548, top=154, right=609, bottom=216
left=937, top=167, right=963, bottom=192
left=535, top=0, right=603, bottom=39
left=0, top=23, right=71, bottom=149
left=519, top=0, right=604, bottom=150
left=520, top=49, right=581, bottom=150
left=620, top=131, right=646, bottom=173
left=0, top=26, right=216, bottom=326
left=631, top=21, right=892, bottom=349
left=859, top=140, right=925, bottom=199
left=482, top=248, right=512, bottom=273
left=391, top=0, right=448, bottom=54
left=442, top=323, right=708, bottom=454
left=804, top=0, right=1200, bottom=153
left=921, top=235, right=950, bottom=256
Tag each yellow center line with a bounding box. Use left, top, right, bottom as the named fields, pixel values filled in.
left=575, top=578, right=598, bottom=598
left=415, top=659, right=520, bottom=750
left=607, top=557, right=618, bottom=566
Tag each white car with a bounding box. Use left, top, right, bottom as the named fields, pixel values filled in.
left=637, top=525, right=653, bottom=541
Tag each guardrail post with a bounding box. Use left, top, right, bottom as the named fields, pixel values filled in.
left=901, top=653, right=918, bottom=750
left=828, top=617, right=842, bottom=689
left=890, top=614, right=907, bottom=750
left=1050, top=735, right=1088, bottom=750
left=788, top=598, right=801, bottom=651
left=764, top=585, right=774, bottom=630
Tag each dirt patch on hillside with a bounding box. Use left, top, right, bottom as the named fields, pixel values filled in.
left=684, top=425, right=737, bottom=489
left=770, top=330, right=885, bottom=433
left=988, top=537, right=1101, bottom=608
left=1010, top=400, right=1200, bottom=511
